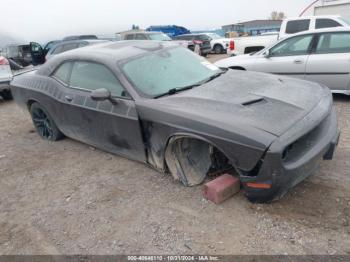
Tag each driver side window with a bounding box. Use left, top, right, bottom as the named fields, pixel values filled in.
left=69, top=61, right=129, bottom=98
left=269, top=35, right=313, bottom=57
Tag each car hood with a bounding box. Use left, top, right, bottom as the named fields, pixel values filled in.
left=153, top=70, right=330, bottom=137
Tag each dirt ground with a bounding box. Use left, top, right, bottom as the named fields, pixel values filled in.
left=0, top=54, right=350, bottom=255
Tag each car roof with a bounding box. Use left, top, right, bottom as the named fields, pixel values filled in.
left=291, top=27, right=350, bottom=37
left=48, top=40, right=108, bottom=53
left=38, top=40, right=179, bottom=75
left=286, top=15, right=342, bottom=20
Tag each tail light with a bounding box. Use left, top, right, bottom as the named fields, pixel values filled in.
left=229, top=40, right=235, bottom=50
left=0, top=56, right=9, bottom=65
left=193, top=40, right=203, bottom=45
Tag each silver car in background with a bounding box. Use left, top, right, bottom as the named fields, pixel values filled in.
left=0, top=56, right=13, bottom=100
left=215, top=28, right=350, bottom=95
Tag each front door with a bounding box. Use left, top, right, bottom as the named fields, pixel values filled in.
left=252, top=34, right=314, bottom=80
left=51, top=60, right=147, bottom=162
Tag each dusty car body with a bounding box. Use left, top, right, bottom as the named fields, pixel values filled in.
left=10, top=41, right=339, bottom=202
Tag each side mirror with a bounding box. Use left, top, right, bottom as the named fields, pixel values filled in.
left=264, top=50, right=270, bottom=58
left=91, top=88, right=111, bottom=101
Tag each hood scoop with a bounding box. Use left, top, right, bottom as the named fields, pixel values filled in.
left=233, top=94, right=266, bottom=107
left=242, top=98, right=266, bottom=106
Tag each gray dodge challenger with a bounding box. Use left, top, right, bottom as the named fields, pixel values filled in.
left=10, top=41, right=340, bottom=203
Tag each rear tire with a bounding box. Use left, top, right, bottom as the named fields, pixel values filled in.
left=1, top=90, right=13, bottom=100
left=214, top=44, right=224, bottom=54
left=30, top=102, right=64, bottom=141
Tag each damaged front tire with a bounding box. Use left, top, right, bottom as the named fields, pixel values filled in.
left=165, top=137, right=212, bottom=187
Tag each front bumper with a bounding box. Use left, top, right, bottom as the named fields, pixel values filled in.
left=240, top=94, right=340, bottom=203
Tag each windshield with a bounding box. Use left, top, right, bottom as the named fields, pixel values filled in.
left=148, top=33, right=171, bottom=41
left=339, top=17, right=350, bottom=26
left=207, top=33, right=221, bottom=39
left=122, top=47, right=221, bottom=97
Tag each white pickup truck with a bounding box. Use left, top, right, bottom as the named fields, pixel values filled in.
left=201, top=33, right=233, bottom=54
left=227, top=15, right=350, bottom=56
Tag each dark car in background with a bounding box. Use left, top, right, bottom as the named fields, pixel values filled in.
left=173, top=33, right=212, bottom=56
left=45, top=39, right=109, bottom=61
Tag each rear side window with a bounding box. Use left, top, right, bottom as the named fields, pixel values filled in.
left=70, top=61, right=127, bottom=97
left=286, top=19, right=310, bottom=34
left=315, top=19, right=342, bottom=29
left=316, top=32, right=350, bottom=54
left=52, top=62, right=72, bottom=84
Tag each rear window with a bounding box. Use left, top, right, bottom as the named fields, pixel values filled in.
left=316, top=32, right=350, bottom=54
left=286, top=19, right=310, bottom=34
left=316, top=19, right=342, bottom=29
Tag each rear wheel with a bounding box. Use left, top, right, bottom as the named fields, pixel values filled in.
left=0, top=90, right=12, bottom=100
left=214, top=44, right=224, bottom=54
left=30, top=102, right=64, bottom=141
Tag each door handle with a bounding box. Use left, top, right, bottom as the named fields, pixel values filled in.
left=64, top=95, right=73, bottom=102
left=294, top=59, right=304, bottom=64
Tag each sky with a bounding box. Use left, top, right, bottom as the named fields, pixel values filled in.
left=0, top=0, right=311, bottom=42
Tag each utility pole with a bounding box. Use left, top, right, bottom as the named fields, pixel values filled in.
left=299, top=0, right=321, bottom=16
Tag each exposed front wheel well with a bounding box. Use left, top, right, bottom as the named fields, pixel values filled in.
left=164, top=136, right=235, bottom=187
